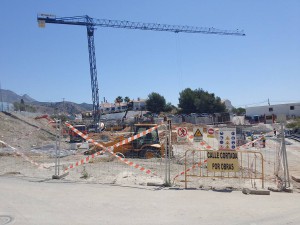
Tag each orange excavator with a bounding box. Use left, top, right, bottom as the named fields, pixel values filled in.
left=34, top=114, right=56, bottom=127
left=85, top=123, right=166, bottom=159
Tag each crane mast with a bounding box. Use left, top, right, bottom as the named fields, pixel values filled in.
left=37, top=14, right=245, bottom=130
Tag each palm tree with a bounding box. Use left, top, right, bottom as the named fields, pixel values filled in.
left=115, top=96, right=123, bottom=111
left=124, top=96, right=130, bottom=103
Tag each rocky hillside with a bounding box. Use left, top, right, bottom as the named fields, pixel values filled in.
left=0, top=89, right=92, bottom=114
left=0, top=89, right=36, bottom=103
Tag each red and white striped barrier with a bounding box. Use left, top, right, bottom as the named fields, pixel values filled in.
left=236, top=137, right=262, bottom=150
left=172, top=140, right=213, bottom=182
left=173, top=160, right=207, bottom=183
left=64, top=122, right=161, bottom=176
left=0, top=140, right=45, bottom=169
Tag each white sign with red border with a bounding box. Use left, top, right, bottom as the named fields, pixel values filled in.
left=177, top=127, right=188, bottom=142
left=207, top=128, right=215, bottom=138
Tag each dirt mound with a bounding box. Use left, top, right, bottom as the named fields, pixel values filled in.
left=0, top=112, right=66, bottom=150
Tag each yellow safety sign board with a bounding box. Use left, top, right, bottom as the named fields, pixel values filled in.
left=193, top=127, right=204, bottom=142
left=207, top=150, right=240, bottom=172
left=194, top=129, right=203, bottom=137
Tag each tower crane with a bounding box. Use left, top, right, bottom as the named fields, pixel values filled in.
left=37, top=14, right=245, bottom=131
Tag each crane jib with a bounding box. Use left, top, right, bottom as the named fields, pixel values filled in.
left=37, top=14, right=245, bottom=131
left=37, top=15, right=245, bottom=36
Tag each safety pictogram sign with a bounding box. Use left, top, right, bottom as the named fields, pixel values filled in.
left=193, top=127, right=203, bottom=142
left=177, top=127, right=188, bottom=142
left=207, top=128, right=215, bottom=138
left=218, top=127, right=236, bottom=150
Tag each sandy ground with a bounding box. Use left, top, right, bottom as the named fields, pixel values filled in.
left=1, top=112, right=300, bottom=224
left=1, top=176, right=300, bottom=225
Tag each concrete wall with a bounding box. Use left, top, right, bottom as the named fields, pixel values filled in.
left=184, top=116, right=213, bottom=125
left=246, top=103, right=300, bottom=117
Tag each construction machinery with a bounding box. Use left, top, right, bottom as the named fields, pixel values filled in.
left=121, top=101, right=133, bottom=124
left=34, top=114, right=55, bottom=125
left=85, top=123, right=165, bottom=159
left=37, top=14, right=245, bottom=131
left=103, top=101, right=135, bottom=131
left=69, top=124, right=87, bottom=143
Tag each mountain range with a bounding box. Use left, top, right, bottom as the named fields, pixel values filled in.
left=0, top=89, right=92, bottom=114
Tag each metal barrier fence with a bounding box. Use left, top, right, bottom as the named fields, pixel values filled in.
left=1, top=115, right=283, bottom=190
left=184, top=149, right=265, bottom=189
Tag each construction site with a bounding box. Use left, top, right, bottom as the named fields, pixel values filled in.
left=1, top=6, right=300, bottom=225
left=1, top=109, right=300, bottom=224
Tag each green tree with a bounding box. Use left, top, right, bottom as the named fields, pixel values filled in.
left=25, top=105, right=37, bottom=113
left=178, top=88, right=226, bottom=114
left=232, top=107, right=246, bottom=116
left=13, top=100, right=36, bottom=112
left=115, top=96, right=123, bottom=104
left=115, top=96, right=123, bottom=111
left=146, top=92, right=166, bottom=114
left=164, top=102, right=175, bottom=113
left=178, top=88, right=196, bottom=114
left=20, top=99, right=25, bottom=111
left=13, top=102, right=20, bottom=111
left=124, top=96, right=130, bottom=103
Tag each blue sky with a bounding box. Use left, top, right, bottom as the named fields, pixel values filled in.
left=1, top=0, right=299, bottom=108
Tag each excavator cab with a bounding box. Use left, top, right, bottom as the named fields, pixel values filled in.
left=132, top=124, right=160, bottom=149
left=85, top=123, right=165, bottom=159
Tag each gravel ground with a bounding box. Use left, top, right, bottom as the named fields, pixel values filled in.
left=1, top=112, right=300, bottom=192
left=1, top=112, right=300, bottom=224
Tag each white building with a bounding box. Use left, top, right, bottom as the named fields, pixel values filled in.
left=100, top=102, right=128, bottom=114
left=132, top=98, right=146, bottom=111
left=246, top=102, right=300, bottom=118
left=82, top=98, right=147, bottom=117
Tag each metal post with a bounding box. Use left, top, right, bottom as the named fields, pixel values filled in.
left=261, top=153, right=264, bottom=189
left=280, top=122, right=291, bottom=189
left=54, top=119, right=58, bottom=176
left=53, top=119, right=61, bottom=177
left=164, top=119, right=171, bottom=186
left=164, top=133, right=168, bottom=185
left=58, top=119, right=61, bottom=175
left=185, top=150, right=187, bottom=189
left=168, top=119, right=172, bottom=184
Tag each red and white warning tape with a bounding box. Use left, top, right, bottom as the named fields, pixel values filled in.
left=0, top=140, right=45, bottom=169
left=236, top=137, right=262, bottom=150
left=64, top=122, right=161, bottom=176
left=172, top=140, right=213, bottom=182
left=173, top=160, right=208, bottom=183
